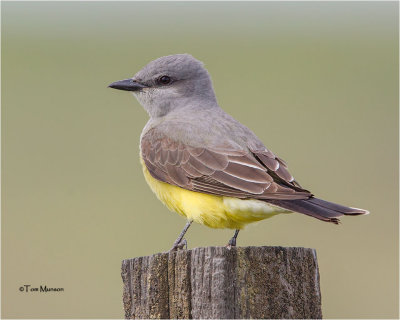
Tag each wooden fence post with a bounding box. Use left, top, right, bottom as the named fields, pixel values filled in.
left=121, top=246, right=322, bottom=319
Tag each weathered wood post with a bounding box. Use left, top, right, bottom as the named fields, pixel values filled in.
left=121, top=246, right=322, bottom=319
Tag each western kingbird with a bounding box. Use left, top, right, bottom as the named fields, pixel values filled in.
left=109, top=54, right=368, bottom=249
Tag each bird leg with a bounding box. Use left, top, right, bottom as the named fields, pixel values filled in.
left=170, top=220, right=193, bottom=251
left=227, top=229, right=240, bottom=249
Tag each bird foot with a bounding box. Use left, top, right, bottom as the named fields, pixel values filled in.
left=226, top=237, right=237, bottom=250
left=169, top=238, right=187, bottom=252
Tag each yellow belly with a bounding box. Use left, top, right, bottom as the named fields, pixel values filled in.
left=141, top=158, right=289, bottom=229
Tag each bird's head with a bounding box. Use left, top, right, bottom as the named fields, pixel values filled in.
left=108, top=54, right=217, bottom=118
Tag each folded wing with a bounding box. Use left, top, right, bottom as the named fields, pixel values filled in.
left=141, top=129, right=312, bottom=200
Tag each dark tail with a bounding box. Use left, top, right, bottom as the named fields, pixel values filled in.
left=266, top=197, right=369, bottom=224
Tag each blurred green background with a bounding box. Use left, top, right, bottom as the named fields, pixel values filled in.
left=2, top=1, right=398, bottom=318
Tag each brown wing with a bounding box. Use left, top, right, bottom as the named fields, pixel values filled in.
left=141, top=129, right=312, bottom=200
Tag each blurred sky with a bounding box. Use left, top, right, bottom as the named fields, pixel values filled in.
left=2, top=1, right=399, bottom=319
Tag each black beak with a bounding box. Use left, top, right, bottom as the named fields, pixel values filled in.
left=108, top=78, right=147, bottom=92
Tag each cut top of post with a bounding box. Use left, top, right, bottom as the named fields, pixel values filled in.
left=121, top=246, right=322, bottom=319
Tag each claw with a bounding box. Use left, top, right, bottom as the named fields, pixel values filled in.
left=226, top=237, right=236, bottom=250
left=226, top=229, right=239, bottom=250
left=169, top=220, right=192, bottom=252
left=169, top=238, right=188, bottom=252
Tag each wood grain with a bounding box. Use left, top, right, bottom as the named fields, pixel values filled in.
left=121, top=246, right=322, bottom=319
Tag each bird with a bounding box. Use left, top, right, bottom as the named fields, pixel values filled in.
left=108, top=54, right=369, bottom=250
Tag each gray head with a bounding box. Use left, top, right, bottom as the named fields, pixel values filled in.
left=109, top=54, right=218, bottom=118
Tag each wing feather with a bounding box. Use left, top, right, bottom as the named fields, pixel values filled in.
left=223, top=162, right=273, bottom=183
left=256, top=153, right=280, bottom=171
left=181, top=162, right=203, bottom=178
left=195, top=149, right=229, bottom=170
left=187, top=156, right=215, bottom=175
left=211, top=171, right=268, bottom=194
left=141, top=129, right=311, bottom=200
left=165, top=163, right=190, bottom=186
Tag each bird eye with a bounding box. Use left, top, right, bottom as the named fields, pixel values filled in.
left=158, top=75, right=172, bottom=85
